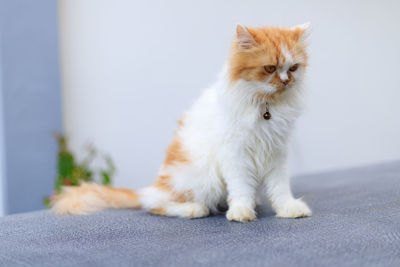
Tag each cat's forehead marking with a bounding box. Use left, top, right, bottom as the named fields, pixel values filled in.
left=251, top=28, right=296, bottom=66
left=280, top=44, right=293, bottom=66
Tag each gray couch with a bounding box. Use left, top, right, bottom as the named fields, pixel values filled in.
left=1, top=161, right=400, bottom=266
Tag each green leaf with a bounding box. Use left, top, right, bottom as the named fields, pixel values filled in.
left=55, top=175, right=64, bottom=192
left=47, top=133, right=116, bottom=204
left=102, top=172, right=111, bottom=185
left=44, top=197, right=51, bottom=209
left=58, top=152, right=75, bottom=177
left=104, top=155, right=116, bottom=176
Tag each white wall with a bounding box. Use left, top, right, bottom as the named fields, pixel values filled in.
left=59, top=0, right=400, bottom=189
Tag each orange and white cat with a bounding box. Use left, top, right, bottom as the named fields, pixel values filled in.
left=53, top=24, right=312, bottom=222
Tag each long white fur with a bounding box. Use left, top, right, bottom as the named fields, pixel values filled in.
left=138, top=43, right=312, bottom=221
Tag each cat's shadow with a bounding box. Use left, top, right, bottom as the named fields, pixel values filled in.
left=255, top=205, right=276, bottom=218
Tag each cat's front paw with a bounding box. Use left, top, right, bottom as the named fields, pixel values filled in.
left=275, top=199, right=312, bottom=218
left=226, top=205, right=256, bottom=222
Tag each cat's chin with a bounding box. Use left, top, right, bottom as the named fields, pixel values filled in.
left=255, top=87, right=291, bottom=103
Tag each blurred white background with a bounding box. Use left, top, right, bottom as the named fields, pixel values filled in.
left=59, top=0, right=400, bottom=189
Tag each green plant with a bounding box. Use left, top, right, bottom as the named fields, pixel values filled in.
left=44, top=133, right=116, bottom=208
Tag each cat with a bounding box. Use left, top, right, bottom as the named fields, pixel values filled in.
left=53, top=23, right=312, bottom=222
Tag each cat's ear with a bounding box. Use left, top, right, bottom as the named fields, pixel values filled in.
left=291, top=22, right=311, bottom=41
left=236, top=25, right=256, bottom=50
left=292, top=22, right=310, bottom=31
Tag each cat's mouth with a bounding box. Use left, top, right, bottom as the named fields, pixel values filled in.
left=274, top=81, right=295, bottom=91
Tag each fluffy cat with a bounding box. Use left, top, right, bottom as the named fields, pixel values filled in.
left=53, top=23, right=312, bottom=222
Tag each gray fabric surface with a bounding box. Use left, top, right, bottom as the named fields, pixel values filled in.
left=1, top=161, right=400, bottom=267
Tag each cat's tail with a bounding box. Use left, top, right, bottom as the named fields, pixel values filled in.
left=52, top=183, right=141, bottom=215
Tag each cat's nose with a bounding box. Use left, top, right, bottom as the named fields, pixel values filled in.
left=282, top=79, right=289, bottom=86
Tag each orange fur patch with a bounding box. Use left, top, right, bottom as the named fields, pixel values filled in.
left=149, top=207, right=166, bottom=216
left=105, top=186, right=140, bottom=208
left=154, top=175, right=193, bottom=203
left=163, top=136, right=189, bottom=166
left=163, top=119, right=190, bottom=167
left=52, top=183, right=140, bottom=215
left=153, top=118, right=193, bottom=203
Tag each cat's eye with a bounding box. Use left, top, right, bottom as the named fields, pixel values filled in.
left=289, top=64, right=299, bottom=72
left=264, top=65, right=276, bottom=74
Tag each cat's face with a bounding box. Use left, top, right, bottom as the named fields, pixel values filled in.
left=228, top=24, right=309, bottom=101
